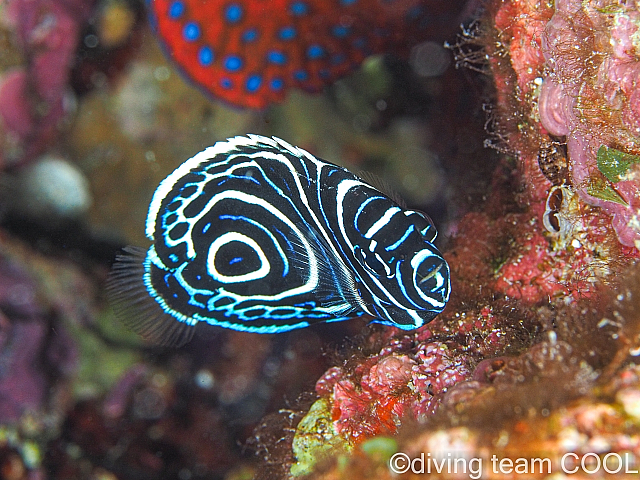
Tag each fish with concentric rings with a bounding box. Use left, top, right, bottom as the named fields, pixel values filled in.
left=108, top=135, right=450, bottom=345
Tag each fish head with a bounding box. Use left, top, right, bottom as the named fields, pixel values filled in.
left=348, top=192, right=450, bottom=328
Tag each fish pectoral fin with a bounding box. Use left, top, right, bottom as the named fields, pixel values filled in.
left=316, top=297, right=358, bottom=316
left=106, top=246, right=196, bottom=347
left=290, top=226, right=363, bottom=316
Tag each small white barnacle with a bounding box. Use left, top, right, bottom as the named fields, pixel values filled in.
left=543, top=185, right=582, bottom=245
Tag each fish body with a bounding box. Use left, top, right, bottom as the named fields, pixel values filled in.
left=109, top=135, right=450, bottom=345
left=147, top=0, right=458, bottom=108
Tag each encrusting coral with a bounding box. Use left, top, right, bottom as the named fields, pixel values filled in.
left=250, top=0, right=640, bottom=477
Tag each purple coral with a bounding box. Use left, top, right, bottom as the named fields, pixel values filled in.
left=0, top=256, right=48, bottom=422
left=0, top=251, right=79, bottom=424
left=0, top=0, right=95, bottom=165
left=0, top=319, right=48, bottom=422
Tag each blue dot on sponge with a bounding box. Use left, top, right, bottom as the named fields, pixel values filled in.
left=289, top=1, right=308, bottom=16
left=198, top=46, right=214, bottom=66
left=246, top=75, right=262, bottom=92
left=169, top=1, right=185, bottom=19
left=293, top=70, right=308, bottom=81
left=224, top=55, right=243, bottom=71
left=332, top=53, right=346, bottom=65
left=332, top=25, right=350, bottom=38
left=225, top=3, right=243, bottom=23
left=183, top=22, right=200, bottom=41
left=267, top=51, right=287, bottom=65
left=270, top=78, right=284, bottom=91
left=242, top=28, right=258, bottom=42
left=279, top=26, right=296, bottom=40
left=307, top=44, right=324, bottom=59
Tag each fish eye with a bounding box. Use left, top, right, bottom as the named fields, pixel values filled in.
left=417, top=210, right=435, bottom=227
left=405, top=210, right=438, bottom=242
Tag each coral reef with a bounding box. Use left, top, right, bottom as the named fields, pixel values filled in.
left=486, top=0, right=640, bottom=249
left=268, top=265, right=640, bottom=479
left=541, top=0, right=640, bottom=248
left=0, top=0, right=638, bottom=478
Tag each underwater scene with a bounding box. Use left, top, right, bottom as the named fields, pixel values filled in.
left=0, top=0, right=640, bottom=478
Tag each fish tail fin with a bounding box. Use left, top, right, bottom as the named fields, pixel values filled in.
left=106, top=246, right=196, bottom=347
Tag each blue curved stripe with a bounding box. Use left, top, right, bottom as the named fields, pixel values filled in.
left=386, top=225, right=413, bottom=251
left=354, top=196, right=384, bottom=231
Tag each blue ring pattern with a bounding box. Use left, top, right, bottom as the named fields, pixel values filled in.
left=111, top=135, right=450, bottom=343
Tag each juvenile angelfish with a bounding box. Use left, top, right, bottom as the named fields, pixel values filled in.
left=108, top=135, right=450, bottom=346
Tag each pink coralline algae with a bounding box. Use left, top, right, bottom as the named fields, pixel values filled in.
left=301, top=299, right=528, bottom=449
left=311, top=340, right=474, bottom=443
left=308, top=364, right=640, bottom=480
left=275, top=264, right=640, bottom=478
left=470, top=0, right=640, bottom=254
left=410, top=343, right=472, bottom=418
left=539, top=0, right=640, bottom=248
left=0, top=0, right=95, bottom=166
left=447, top=0, right=640, bottom=307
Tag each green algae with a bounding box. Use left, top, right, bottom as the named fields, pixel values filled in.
left=596, top=145, right=640, bottom=184
left=360, top=436, right=398, bottom=463
left=290, top=397, right=353, bottom=477
left=0, top=425, right=42, bottom=469
left=586, top=175, right=629, bottom=206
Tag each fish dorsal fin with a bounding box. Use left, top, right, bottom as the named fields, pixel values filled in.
left=106, top=246, right=196, bottom=347
left=356, top=170, right=408, bottom=209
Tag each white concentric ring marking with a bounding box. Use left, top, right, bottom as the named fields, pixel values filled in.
left=189, top=190, right=318, bottom=300
left=411, top=249, right=447, bottom=308
left=207, top=232, right=270, bottom=283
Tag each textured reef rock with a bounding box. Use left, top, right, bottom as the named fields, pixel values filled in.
left=0, top=234, right=99, bottom=479
left=541, top=0, right=640, bottom=248
left=0, top=0, right=144, bottom=169
left=487, top=0, right=640, bottom=249
left=256, top=264, right=640, bottom=479
left=251, top=0, right=640, bottom=478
